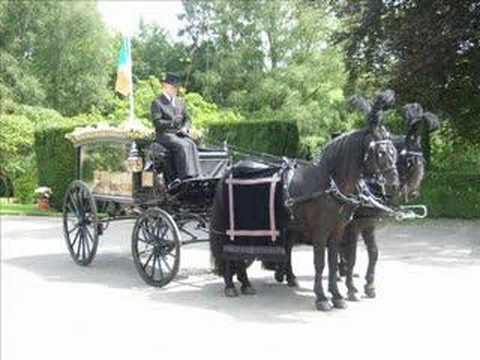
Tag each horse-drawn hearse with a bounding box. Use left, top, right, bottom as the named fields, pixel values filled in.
left=63, top=122, right=232, bottom=287
left=62, top=90, right=436, bottom=310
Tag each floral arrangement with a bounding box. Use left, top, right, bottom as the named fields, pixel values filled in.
left=65, top=121, right=153, bottom=145
left=34, top=186, right=52, bottom=199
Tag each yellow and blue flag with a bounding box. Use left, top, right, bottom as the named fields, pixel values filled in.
left=115, top=37, right=133, bottom=96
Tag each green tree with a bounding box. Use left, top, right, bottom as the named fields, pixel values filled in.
left=132, top=21, right=189, bottom=82
left=333, top=0, right=480, bottom=144
left=179, top=0, right=349, bottom=138
left=0, top=0, right=114, bottom=116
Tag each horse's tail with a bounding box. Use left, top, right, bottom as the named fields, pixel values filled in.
left=209, top=178, right=227, bottom=276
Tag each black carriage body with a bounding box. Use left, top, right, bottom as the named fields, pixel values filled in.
left=72, top=136, right=228, bottom=209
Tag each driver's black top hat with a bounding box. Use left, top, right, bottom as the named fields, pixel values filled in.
left=164, top=73, right=180, bottom=86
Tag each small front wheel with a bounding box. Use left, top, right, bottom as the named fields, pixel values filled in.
left=131, top=208, right=181, bottom=287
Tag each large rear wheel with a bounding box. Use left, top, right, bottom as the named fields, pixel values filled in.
left=131, top=208, right=181, bottom=287
left=63, top=180, right=99, bottom=266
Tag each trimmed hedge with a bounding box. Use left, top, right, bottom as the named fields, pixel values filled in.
left=34, top=117, right=95, bottom=209
left=204, top=120, right=299, bottom=157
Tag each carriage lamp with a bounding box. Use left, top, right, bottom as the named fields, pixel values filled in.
left=127, top=142, right=143, bottom=173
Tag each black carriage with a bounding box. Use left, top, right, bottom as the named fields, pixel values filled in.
left=62, top=125, right=230, bottom=287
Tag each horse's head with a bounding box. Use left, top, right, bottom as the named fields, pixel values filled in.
left=361, top=90, right=400, bottom=196
left=397, top=104, right=440, bottom=201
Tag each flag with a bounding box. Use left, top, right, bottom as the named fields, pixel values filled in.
left=115, top=37, right=133, bottom=96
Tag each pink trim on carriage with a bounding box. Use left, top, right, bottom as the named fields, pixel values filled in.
left=226, top=230, right=280, bottom=237
left=228, top=173, right=235, bottom=241
left=225, top=177, right=281, bottom=185
left=226, top=173, right=280, bottom=242
left=269, top=173, right=279, bottom=241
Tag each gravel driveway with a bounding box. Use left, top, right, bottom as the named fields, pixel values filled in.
left=2, top=216, right=479, bottom=360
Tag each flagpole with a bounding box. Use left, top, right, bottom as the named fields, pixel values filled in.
left=128, top=36, right=134, bottom=124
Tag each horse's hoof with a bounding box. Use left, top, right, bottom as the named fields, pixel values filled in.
left=315, top=300, right=333, bottom=311
left=347, top=292, right=360, bottom=302
left=225, top=287, right=239, bottom=297
left=332, top=298, right=348, bottom=309
left=364, top=287, right=376, bottom=298
left=287, top=278, right=298, bottom=287
left=240, top=286, right=256, bottom=295
left=274, top=271, right=285, bottom=283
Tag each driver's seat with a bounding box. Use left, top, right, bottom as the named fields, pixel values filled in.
left=145, top=143, right=177, bottom=183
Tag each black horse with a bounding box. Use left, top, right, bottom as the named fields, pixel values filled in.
left=339, top=103, right=440, bottom=301
left=209, top=90, right=400, bottom=311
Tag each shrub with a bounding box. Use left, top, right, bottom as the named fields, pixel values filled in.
left=12, top=105, right=64, bottom=128
left=13, top=158, right=37, bottom=203
left=204, top=120, right=299, bottom=157
left=418, top=124, right=480, bottom=218
left=0, top=114, right=36, bottom=203
left=419, top=173, right=480, bottom=219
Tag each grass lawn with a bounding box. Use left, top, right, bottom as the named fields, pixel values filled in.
left=0, top=198, right=61, bottom=217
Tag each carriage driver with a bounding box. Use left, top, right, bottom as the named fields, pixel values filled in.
left=150, top=73, right=202, bottom=180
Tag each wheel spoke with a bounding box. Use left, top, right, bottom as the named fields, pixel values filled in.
left=160, top=255, right=172, bottom=273
left=68, top=193, right=81, bottom=218
left=142, top=252, right=154, bottom=272
left=84, top=226, right=95, bottom=245
left=137, top=250, right=151, bottom=257
left=156, top=254, right=164, bottom=279
left=70, top=228, right=81, bottom=248
left=158, top=224, right=169, bottom=240
left=68, top=222, right=80, bottom=234
left=141, top=225, right=154, bottom=244
left=151, top=254, right=157, bottom=279
left=75, top=229, right=83, bottom=259
left=84, top=231, right=91, bottom=255
left=81, top=231, right=86, bottom=261
left=145, top=219, right=157, bottom=242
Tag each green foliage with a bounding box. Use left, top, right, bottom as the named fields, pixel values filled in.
left=101, top=77, right=242, bottom=136
left=419, top=173, right=480, bottom=219
left=184, top=92, right=243, bottom=130
left=180, top=0, right=348, bottom=139
left=133, top=22, right=190, bottom=81
left=0, top=114, right=36, bottom=203
left=0, top=0, right=114, bottom=116
left=12, top=159, right=37, bottom=203
left=34, top=116, right=96, bottom=209
left=0, top=50, right=46, bottom=106
left=204, top=120, right=299, bottom=157
left=417, top=122, right=480, bottom=218
left=298, top=136, right=329, bottom=160
left=10, top=104, right=64, bottom=127
left=333, top=0, right=480, bottom=144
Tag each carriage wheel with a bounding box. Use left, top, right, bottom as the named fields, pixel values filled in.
left=63, top=180, right=99, bottom=266
left=131, top=208, right=181, bottom=287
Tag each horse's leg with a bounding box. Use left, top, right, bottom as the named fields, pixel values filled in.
left=337, top=239, right=348, bottom=278
left=274, top=263, right=285, bottom=283
left=312, top=228, right=332, bottom=311
left=327, top=232, right=347, bottom=309
left=224, top=260, right=238, bottom=297
left=363, top=225, right=378, bottom=298
left=285, top=231, right=298, bottom=287
left=344, top=222, right=361, bottom=301
left=237, top=261, right=256, bottom=295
